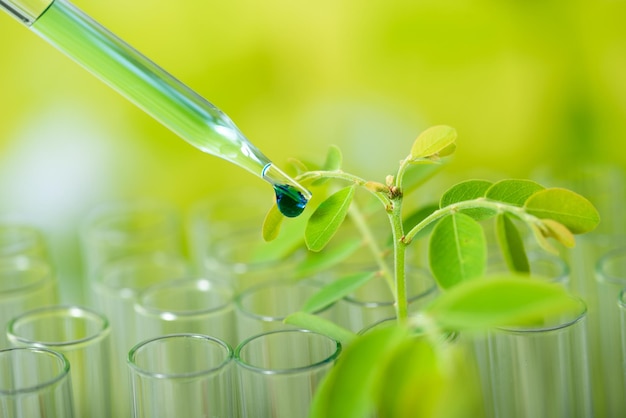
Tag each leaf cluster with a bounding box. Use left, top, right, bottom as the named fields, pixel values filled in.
left=259, top=125, right=600, bottom=418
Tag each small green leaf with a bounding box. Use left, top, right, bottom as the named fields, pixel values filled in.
left=410, top=125, right=457, bottom=160
left=402, top=164, right=443, bottom=194
left=262, top=204, right=284, bottom=242
left=496, top=213, right=530, bottom=273
left=287, top=157, right=310, bottom=175
left=437, top=142, right=457, bottom=157
left=542, top=219, right=575, bottom=248
left=303, top=271, right=377, bottom=313
left=309, top=325, right=407, bottom=418
left=305, top=186, right=355, bottom=252
left=295, top=237, right=363, bottom=278
left=426, top=275, right=581, bottom=330
left=529, top=223, right=559, bottom=255
left=284, top=312, right=356, bottom=345
left=429, top=213, right=487, bottom=289
left=485, top=179, right=545, bottom=206
left=440, top=179, right=493, bottom=206
left=440, top=179, right=496, bottom=220
left=252, top=213, right=307, bottom=262
left=312, top=145, right=344, bottom=186
left=524, top=188, right=600, bottom=234
left=323, top=145, right=343, bottom=171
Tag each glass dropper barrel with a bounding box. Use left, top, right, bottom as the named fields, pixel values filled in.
left=0, top=0, right=311, bottom=216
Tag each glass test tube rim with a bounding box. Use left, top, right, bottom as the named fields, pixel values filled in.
left=234, top=279, right=333, bottom=322
left=0, top=347, right=71, bottom=395
left=127, top=333, right=233, bottom=380
left=134, top=277, right=234, bottom=320
left=7, top=305, right=111, bottom=350
left=596, top=246, right=626, bottom=287
left=342, top=265, right=438, bottom=307
left=234, top=329, right=342, bottom=376
left=494, top=296, right=588, bottom=334
left=0, top=255, right=54, bottom=298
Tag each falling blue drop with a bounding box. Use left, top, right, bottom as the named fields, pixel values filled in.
left=274, top=184, right=308, bottom=217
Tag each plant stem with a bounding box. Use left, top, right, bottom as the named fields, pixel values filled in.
left=347, top=202, right=395, bottom=291
left=389, top=198, right=408, bottom=321
left=403, top=198, right=542, bottom=244
left=297, top=170, right=392, bottom=208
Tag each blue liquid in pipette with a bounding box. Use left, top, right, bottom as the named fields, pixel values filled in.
left=273, top=184, right=308, bottom=217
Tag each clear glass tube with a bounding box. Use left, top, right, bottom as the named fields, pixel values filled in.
left=234, top=280, right=331, bottom=344
left=0, top=224, right=48, bottom=258
left=334, top=267, right=437, bottom=333
left=235, top=329, right=341, bottom=418
left=470, top=252, right=572, bottom=418
left=128, top=333, right=235, bottom=418
left=80, top=200, right=183, bottom=279
left=188, top=194, right=305, bottom=290
left=620, top=289, right=626, bottom=393
left=0, top=347, right=74, bottom=418
left=6, top=305, right=111, bottom=418
left=135, top=277, right=237, bottom=348
left=0, top=255, right=58, bottom=348
left=1, top=0, right=311, bottom=212
left=594, top=247, right=626, bottom=417
left=484, top=298, right=591, bottom=418
left=92, top=252, right=189, bottom=418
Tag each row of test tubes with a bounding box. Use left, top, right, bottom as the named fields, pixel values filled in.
left=0, top=190, right=439, bottom=418
left=2, top=167, right=626, bottom=418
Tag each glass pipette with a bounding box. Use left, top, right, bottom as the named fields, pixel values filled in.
left=0, top=0, right=311, bottom=217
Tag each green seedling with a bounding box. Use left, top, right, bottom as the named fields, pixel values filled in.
left=262, top=125, right=599, bottom=418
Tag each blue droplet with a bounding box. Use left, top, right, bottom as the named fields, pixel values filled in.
left=274, top=184, right=308, bottom=217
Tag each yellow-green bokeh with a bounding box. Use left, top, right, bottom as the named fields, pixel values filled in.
left=1, top=0, right=625, bottom=300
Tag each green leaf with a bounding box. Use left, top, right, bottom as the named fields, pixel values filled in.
left=287, top=157, right=310, bottom=175
left=295, top=237, right=363, bottom=278
left=402, top=163, right=443, bottom=194
left=251, top=213, right=307, bottom=262
left=524, top=188, right=600, bottom=234
left=375, top=336, right=444, bottom=418
left=410, top=125, right=458, bottom=160
left=303, top=271, right=377, bottom=313
left=440, top=179, right=496, bottom=220
left=496, top=213, right=530, bottom=273
left=284, top=312, right=356, bottom=345
left=529, top=223, right=559, bottom=255
left=323, top=145, right=343, bottom=171
left=312, top=145, right=344, bottom=186
left=429, top=213, right=487, bottom=289
left=262, top=203, right=284, bottom=242
left=440, top=180, right=493, bottom=207
left=485, top=179, right=545, bottom=206
left=542, top=219, right=575, bottom=248
left=305, top=186, right=356, bottom=252
left=426, top=275, right=581, bottom=330
left=309, top=325, right=407, bottom=418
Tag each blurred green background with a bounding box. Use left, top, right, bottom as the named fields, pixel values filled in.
left=1, top=0, right=625, bottom=301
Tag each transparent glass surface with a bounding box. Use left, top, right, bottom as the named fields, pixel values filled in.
left=92, top=253, right=189, bottom=418
left=7, top=305, right=111, bottom=418
left=135, top=277, right=236, bottom=347
left=128, top=334, right=234, bottom=418
left=235, top=330, right=341, bottom=418
left=484, top=298, right=591, bottom=418
left=0, top=256, right=57, bottom=348
left=0, top=347, right=74, bottom=418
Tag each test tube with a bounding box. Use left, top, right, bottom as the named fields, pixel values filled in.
left=0, top=347, right=75, bottom=418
